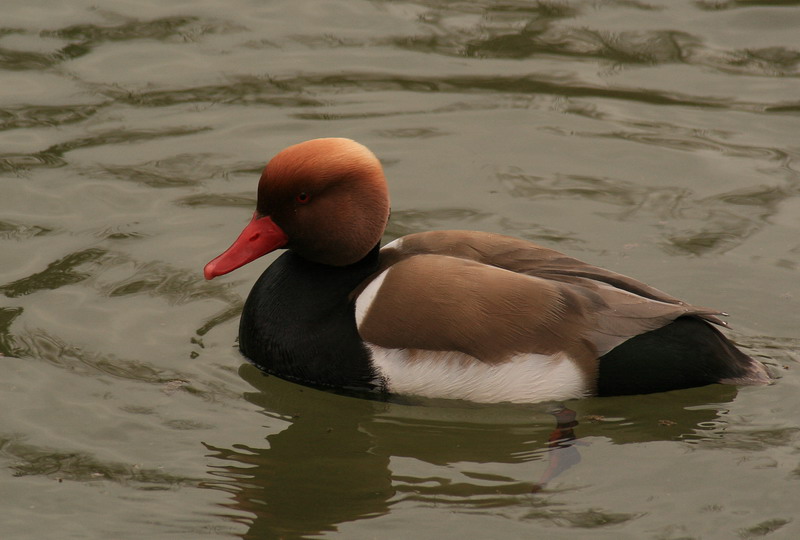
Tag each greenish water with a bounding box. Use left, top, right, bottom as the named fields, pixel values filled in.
left=1, top=1, right=799, bottom=538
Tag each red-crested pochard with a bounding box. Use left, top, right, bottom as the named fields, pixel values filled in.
left=204, top=138, right=770, bottom=403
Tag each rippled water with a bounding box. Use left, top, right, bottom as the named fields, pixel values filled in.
left=1, top=1, right=799, bottom=538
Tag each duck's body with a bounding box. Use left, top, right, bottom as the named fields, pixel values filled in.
left=205, top=138, right=770, bottom=403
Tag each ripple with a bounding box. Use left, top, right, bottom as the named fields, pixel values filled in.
left=271, top=72, right=775, bottom=111
left=521, top=507, right=643, bottom=528
left=498, top=171, right=642, bottom=207
left=0, top=103, right=101, bottom=132
left=466, top=28, right=693, bottom=64
left=695, top=426, right=800, bottom=452
left=45, top=16, right=199, bottom=43
left=596, top=128, right=790, bottom=160
left=374, top=127, right=449, bottom=139
left=384, top=2, right=800, bottom=78
left=100, top=259, right=232, bottom=305
left=0, top=220, right=54, bottom=240
left=0, top=306, right=24, bottom=358
left=496, top=217, right=586, bottom=247
left=196, top=304, right=243, bottom=337
left=393, top=474, right=543, bottom=503
left=175, top=193, right=256, bottom=208
left=0, top=126, right=210, bottom=173
left=8, top=326, right=233, bottom=401
left=1, top=434, right=200, bottom=487
left=700, top=46, right=800, bottom=77
left=95, top=153, right=228, bottom=188
left=0, top=248, right=110, bottom=298
left=738, top=519, right=792, bottom=539
left=387, top=208, right=493, bottom=238
left=695, top=0, right=800, bottom=10
left=93, top=76, right=325, bottom=108
left=0, top=45, right=62, bottom=70
left=2, top=16, right=232, bottom=70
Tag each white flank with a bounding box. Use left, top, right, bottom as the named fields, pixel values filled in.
left=366, top=346, right=589, bottom=404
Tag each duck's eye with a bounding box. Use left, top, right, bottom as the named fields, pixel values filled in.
left=295, top=192, right=311, bottom=204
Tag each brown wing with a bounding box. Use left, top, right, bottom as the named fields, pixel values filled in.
left=384, top=231, right=725, bottom=321
left=358, top=231, right=725, bottom=374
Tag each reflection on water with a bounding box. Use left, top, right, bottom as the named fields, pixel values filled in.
left=1, top=0, right=799, bottom=537
left=204, top=372, right=393, bottom=538
left=197, top=366, right=752, bottom=537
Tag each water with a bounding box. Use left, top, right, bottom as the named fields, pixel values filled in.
left=1, top=0, right=799, bottom=538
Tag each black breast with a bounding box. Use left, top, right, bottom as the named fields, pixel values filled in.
left=239, top=244, right=383, bottom=393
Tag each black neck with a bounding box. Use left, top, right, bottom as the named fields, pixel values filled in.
left=238, top=244, right=383, bottom=392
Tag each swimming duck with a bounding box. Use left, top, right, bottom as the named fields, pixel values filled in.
left=204, top=138, right=770, bottom=403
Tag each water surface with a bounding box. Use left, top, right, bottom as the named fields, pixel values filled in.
left=1, top=1, right=799, bottom=538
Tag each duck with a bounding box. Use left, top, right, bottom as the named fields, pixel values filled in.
left=204, top=137, right=770, bottom=404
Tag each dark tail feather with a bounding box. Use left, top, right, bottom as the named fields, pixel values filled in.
left=597, top=316, right=771, bottom=397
